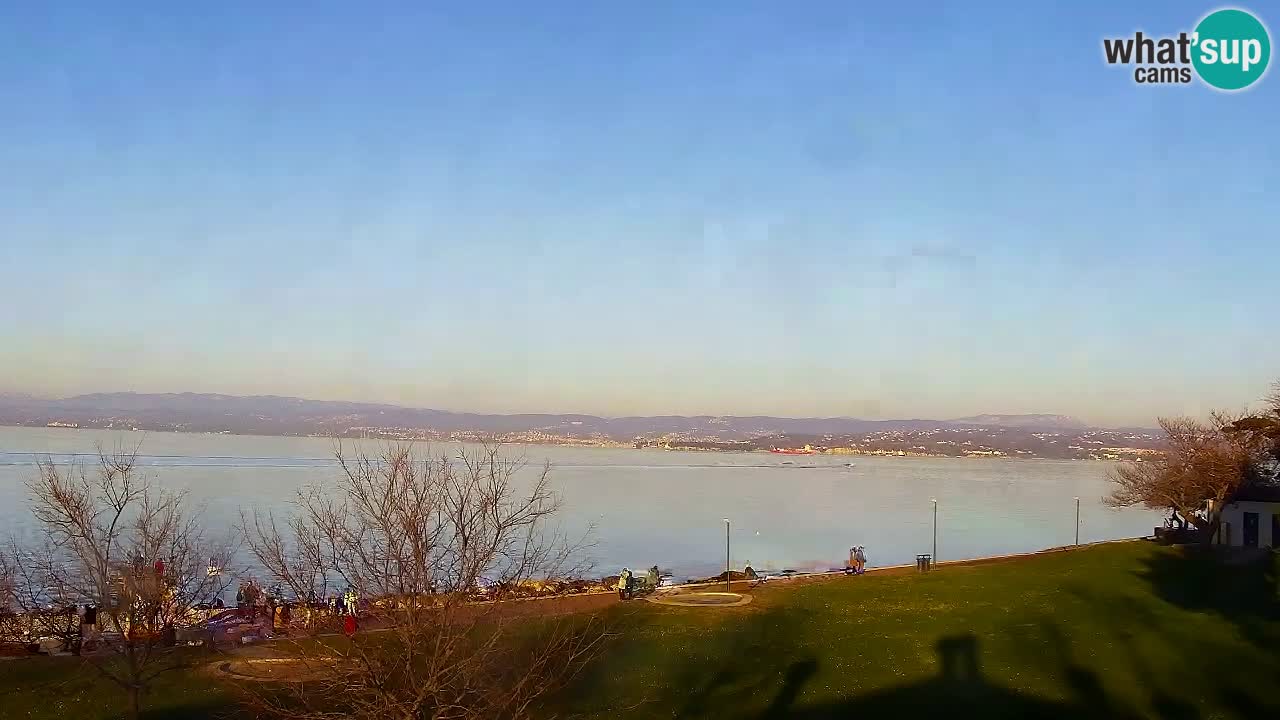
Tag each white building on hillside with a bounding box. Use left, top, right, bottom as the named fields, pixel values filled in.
left=1215, top=485, right=1280, bottom=549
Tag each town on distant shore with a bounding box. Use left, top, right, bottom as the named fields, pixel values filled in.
left=0, top=392, right=1163, bottom=461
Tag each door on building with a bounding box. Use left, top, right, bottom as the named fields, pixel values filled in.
left=1243, top=512, right=1259, bottom=548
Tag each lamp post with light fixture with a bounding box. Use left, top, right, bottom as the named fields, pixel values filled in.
left=931, top=498, right=938, bottom=564
left=723, top=518, right=731, bottom=592
left=1074, top=496, right=1080, bottom=546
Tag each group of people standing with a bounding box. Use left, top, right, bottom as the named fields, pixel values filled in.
left=615, top=566, right=660, bottom=599
left=335, top=588, right=360, bottom=636
left=232, top=582, right=362, bottom=636
left=848, top=545, right=868, bottom=575
left=325, top=587, right=360, bottom=617
left=235, top=580, right=265, bottom=618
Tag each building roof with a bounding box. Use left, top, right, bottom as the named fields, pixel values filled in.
left=1232, top=483, right=1280, bottom=503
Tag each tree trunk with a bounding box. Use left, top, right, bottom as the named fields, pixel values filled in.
left=1200, top=519, right=1218, bottom=544
left=127, top=685, right=141, bottom=720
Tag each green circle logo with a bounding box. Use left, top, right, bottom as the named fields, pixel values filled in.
left=1192, top=8, right=1271, bottom=90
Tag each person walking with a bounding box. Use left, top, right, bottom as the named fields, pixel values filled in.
left=855, top=545, right=868, bottom=575
left=80, top=604, right=97, bottom=653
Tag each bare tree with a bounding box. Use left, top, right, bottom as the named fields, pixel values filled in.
left=240, top=442, right=607, bottom=720
left=14, top=444, right=234, bottom=719
left=0, top=539, right=84, bottom=652
left=0, top=548, right=10, bottom=605
left=0, top=546, right=21, bottom=647
left=1107, top=415, right=1258, bottom=533
left=1223, top=382, right=1280, bottom=480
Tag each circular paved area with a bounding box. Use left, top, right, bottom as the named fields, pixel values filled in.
left=214, top=657, right=335, bottom=682
left=645, top=591, right=753, bottom=608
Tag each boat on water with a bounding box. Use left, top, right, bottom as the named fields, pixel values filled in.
left=770, top=445, right=815, bottom=455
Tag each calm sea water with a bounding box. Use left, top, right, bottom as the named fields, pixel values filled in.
left=0, top=427, right=1160, bottom=579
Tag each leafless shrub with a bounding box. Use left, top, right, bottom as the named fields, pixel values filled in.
left=9, top=443, right=234, bottom=719
left=240, top=442, right=607, bottom=720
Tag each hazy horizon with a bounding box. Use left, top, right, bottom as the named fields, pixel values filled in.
left=2, top=1, right=1276, bottom=428
left=1, top=378, right=1271, bottom=429
left=0, top=385, right=1231, bottom=430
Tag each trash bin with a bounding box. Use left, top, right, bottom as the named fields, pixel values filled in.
left=916, top=554, right=932, bottom=572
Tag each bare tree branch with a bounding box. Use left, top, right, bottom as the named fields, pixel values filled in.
left=239, top=442, right=608, bottom=720
left=1107, top=411, right=1271, bottom=534
left=12, top=444, right=234, bottom=720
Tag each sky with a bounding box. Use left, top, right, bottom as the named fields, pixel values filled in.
left=1, top=1, right=1277, bottom=427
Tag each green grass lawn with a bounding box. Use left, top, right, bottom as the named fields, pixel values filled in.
left=3, top=541, right=1277, bottom=719
left=548, top=541, right=1280, bottom=719
left=0, top=648, right=231, bottom=720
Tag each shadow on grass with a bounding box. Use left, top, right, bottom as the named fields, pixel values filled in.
left=555, top=604, right=813, bottom=718
left=559, top=592, right=1280, bottom=720
left=1136, top=544, right=1280, bottom=648
left=559, top=605, right=1148, bottom=720
left=756, top=633, right=1143, bottom=720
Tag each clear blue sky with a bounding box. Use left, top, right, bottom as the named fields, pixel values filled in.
left=1, top=1, right=1276, bottom=426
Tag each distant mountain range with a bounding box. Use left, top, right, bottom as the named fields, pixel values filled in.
left=948, top=414, right=1088, bottom=429
left=0, top=391, right=1103, bottom=440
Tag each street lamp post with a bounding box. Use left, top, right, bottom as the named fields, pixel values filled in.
left=931, top=498, right=938, bottom=565
left=723, top=518, right=731, bottom=592
left=1074, top=497, right=1080, bottom=546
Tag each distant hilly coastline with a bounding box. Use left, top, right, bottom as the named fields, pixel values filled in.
left=2, top=389, right=1090, bottom=435
left=0, top=391, right=1165, bottom=460
left=0, top=391, right=1099, bottom=438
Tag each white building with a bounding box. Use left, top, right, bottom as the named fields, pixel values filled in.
left=1215, top=485, right=1280, bottom=548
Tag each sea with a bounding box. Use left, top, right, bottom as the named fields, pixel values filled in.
left=0, top=426, right=1161, bottom=580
